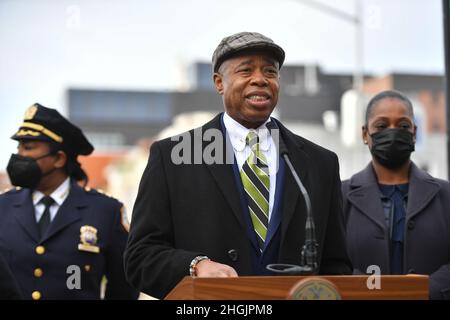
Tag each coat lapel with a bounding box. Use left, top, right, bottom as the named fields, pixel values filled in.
left=406, top=163, right=440, bottom=220
left=41, top=182, right=85, bottom=243
left=206, top=162, right=248, bottom=230
left=346, top=164, right=386, bottom=231
left=12, top=189, right=41, bottom=243
left=203, top=114, right=248, bottom=231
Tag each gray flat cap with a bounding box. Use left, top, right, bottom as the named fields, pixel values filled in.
left=212, top=31, right=285, bottom=72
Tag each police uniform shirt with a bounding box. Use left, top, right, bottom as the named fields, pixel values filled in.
left=33, top=177, right=70, bottom=223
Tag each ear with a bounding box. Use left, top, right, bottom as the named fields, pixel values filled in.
left=213, top=73, right=224, bottom=95
left=362, top=125, right=369, bottom=145
left=54, top=150, right=67, bottom=169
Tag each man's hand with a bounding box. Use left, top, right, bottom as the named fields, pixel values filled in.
left=195, top=259, right=238, bottom=277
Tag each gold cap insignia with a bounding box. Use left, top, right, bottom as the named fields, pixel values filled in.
left=78, top=225, right=100, bottom=253
left=24, top=104, right=38, bottom=120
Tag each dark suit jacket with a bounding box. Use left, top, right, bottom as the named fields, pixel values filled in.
left=125, top=113, right=352, bottom=299
left=0, top=181, right=139, bottom=300
left=342, top=162, right=450, bottom=299
left=0, top=253, right=22, bottom=299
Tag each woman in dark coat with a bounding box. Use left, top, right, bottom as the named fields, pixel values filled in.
left=342, top=90, right=450, bottom=299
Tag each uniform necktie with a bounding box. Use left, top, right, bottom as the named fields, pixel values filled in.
left=38, top=196, right=54, bottom=238
left=240, top=131, right=270, bottom=252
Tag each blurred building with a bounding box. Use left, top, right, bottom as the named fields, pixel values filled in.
left=67, top=63, right=356, bottom=150
left=78, top=152, right=126, bottom=190
left=67, top=63, right=357, bottom=200
left=363, top=73, right=445, bottom=134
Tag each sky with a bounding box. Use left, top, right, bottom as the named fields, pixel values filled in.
left=0, top=0, right=445, bottom=169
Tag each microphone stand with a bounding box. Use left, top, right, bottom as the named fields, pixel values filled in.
left=265, top=121, right=319, bottom=275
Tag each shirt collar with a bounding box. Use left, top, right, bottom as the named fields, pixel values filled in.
left=378, top=183, right=409, bottom=200
left=32, top=177, right=71, bottom=206
left=223, top=112, right=272, bottom=152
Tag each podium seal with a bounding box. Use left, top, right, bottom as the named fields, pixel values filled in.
left=287, top=277, right=342, bottom=300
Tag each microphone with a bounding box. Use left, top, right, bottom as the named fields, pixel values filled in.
left=265, top=121, right=318, bottom=275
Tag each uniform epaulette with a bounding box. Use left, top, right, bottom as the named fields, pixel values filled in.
left=0, top=186, right=22, bottom=195
left=83, top=186, right=117, bottom=200
left=84, top=187, right=120, bottom=202
left=83, top=186, right=129, bottom=232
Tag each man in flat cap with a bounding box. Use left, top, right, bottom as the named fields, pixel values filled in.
left=0, top=103, right=139, bottom=300
left=125, top=32, right=352, bottom=298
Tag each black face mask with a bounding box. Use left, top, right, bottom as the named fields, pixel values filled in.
left=6, top=153, right=55, bottom=189
left=370, top=128, right=415, bottom=169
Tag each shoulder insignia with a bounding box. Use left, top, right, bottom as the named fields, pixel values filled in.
left=97, top=189, right=107, bottom=196
left=96, top=188, right=113, bottom=198
left=1, top=187, right=22, bottom=195
left=120, top=205, right=130, bottom=232
left=84, top=186, right=118, bottom=201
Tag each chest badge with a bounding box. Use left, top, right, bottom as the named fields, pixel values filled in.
left=78, top=226, right=100, bottom=253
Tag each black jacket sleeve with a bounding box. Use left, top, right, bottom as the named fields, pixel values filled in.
left=124, top=142, right=203, bottom=299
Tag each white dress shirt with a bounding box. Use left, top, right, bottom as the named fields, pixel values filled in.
left=33, top=177, right=71, bottom=223
left=223, top=112, right=278, bottom=220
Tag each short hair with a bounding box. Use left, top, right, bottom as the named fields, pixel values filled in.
left=365, top=90, right=414, bottom=126
left=217, top=59, right=228, bottom=74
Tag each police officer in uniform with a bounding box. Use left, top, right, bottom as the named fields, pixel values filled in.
left=0, top=103, right=139, bottom=300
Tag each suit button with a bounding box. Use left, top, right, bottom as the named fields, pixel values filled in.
left=34, top=268, right=43, bottom=278
left=35, top=246, right=45, bottom=255
left=227, top=249, right=238, bottom=262
left=31, top=291, right=41, bottom=300
left=407, top=269, right=416, bottom=274
left=84, top=265, right=91, bottom=272
left=408, top=221, right=415, bottom=230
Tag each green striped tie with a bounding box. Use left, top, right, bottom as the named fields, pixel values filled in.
left=240, top=131, right=270, bottom=251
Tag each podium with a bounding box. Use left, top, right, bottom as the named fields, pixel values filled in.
left=165, top=275, right=429, bottom=300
